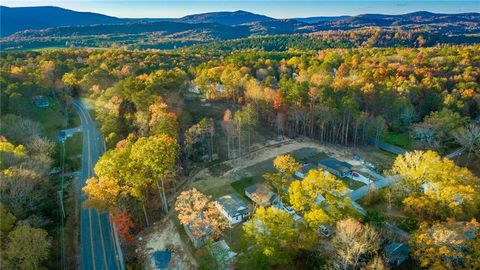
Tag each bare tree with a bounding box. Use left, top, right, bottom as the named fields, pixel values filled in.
left=331, top=218, right=380, bottom=270
left=453, top=123, right=480, bottom=165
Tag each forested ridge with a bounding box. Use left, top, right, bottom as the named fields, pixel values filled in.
left=1, top=43, right=479, bottom=269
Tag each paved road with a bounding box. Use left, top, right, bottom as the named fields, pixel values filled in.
left=73, top=100, right=124, bottom=270
left=349, top=171, right=399, bottom=201
left=347, top=170, right=409, bottom=239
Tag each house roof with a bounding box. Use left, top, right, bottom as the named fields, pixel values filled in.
left=217, top=193, right=248, bottom=217
left=301, top=163, right=317, bottom=174
left=245, top=183, right=277, bottom=206
left=184, top=213, right=212, bottom=239
left=211, top=240, right=236, bottom=266
left=295, top=163, right=318, bottom=178
left=319, top=158, right=352, bottom=174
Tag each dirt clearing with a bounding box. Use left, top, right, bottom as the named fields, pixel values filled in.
left=137, top=217, right=197, bottom=270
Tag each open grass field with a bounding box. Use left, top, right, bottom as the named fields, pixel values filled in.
left=64, top=133, right=83, bottom=171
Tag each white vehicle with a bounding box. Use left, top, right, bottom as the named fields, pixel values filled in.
left=283, top=205, right=296, bottom=215
left=319, top=225, right=333, bottom=237
left=348, top=171, right=371, bottom=185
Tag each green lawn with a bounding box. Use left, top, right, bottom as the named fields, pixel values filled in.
left=221, top=224, right=245, bottom=252
left=231, top=177, right=263, bottom=200
left=383, top=132, right=412, bottom=149
left=342, top=178, right=367, bottom=190
left=64, top=133, right=83, bottom=171
left=290, top=147, right=328, bottom=164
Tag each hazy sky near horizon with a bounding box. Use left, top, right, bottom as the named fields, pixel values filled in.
left=2, top=0, right=479, bottom=18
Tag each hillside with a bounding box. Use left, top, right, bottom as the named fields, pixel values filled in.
left=0, top=5, right=127, bottom=37
left=177, top=10, right=274, bottom=25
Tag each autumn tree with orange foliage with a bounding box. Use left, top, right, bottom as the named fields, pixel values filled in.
left=175, top=188, right=228, bottom=240
left=411, top=219, right=480, bottom=269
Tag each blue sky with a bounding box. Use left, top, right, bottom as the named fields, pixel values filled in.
left=2, top=0, right=479, bottom=18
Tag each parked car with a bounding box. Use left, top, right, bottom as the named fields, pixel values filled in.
left=319, top=225, right=333, bottom=237
left=283, top=205, right=296, bottom=215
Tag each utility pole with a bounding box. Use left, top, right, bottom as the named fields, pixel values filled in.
left=58, top=137, right=66, bottom=270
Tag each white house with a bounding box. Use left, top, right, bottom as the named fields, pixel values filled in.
left=216, top=193, right=250, bottom=225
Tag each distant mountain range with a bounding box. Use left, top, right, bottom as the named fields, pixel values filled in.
left=1, top=6, right=479, bottom=50
left=3, top=6, right=478, bottom=38
left=0, top=6, right=127, bottom=37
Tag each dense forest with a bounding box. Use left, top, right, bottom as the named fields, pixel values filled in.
left=186, top=29, right=480, bottom=53
left=1, top=42, right=479, bottom=269
left=194, top=46, right=479, bottom=152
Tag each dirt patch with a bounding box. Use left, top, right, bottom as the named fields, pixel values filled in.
left=137, top=217, right=197, bottom=270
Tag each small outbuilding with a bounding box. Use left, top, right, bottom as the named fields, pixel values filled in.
left=216, top=193, right=250, bottom=225
left=318, top=158, right=353, bottom=178
left=210, top=240, right=236, bottom=270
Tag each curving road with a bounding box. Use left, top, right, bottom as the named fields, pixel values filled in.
left=73, top=100, right=124, bottom=270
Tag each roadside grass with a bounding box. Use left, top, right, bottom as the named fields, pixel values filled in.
left=23, top=97, right=80, bottom=138
left=22, top=97, right=68, bottom=138
left=64, top=133, right=83, bottom=171
left=64, top=175, right=80, bottom=268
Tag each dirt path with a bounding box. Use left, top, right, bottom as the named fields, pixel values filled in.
left=190, top=137, right=365, bottom=191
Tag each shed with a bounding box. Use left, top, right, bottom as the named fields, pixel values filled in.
left=210, top=240, right=236, bottom=270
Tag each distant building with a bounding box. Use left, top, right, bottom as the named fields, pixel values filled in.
left=210, top=240, right=236, bottom=270
left=245, top=183, right=279, bottom=207
left=318, top=158, right=353, bottom=178
left=32, top=96, right=50, bottom=107
left=294, top=163, right=317, bottom=179
left=384, top=242, right=409, bottom=266
left=216, top=193, right=250, bottom=225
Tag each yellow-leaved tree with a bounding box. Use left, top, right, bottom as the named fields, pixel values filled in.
left=289, top=168, right=358, bottom=227
left=411, top=219, right=480, bottom=269
left=263, top=154, right=302, bottom=203
left=391, top=150, right=480, bottom=220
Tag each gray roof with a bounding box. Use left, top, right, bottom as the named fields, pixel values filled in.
left=245, top=183, right=270, bottom=195
left=300, top=163, right=317, bottom=174
left=211, top=240, right=236, bottom=268
left=319, top=158, right=352, bottom=174
left=184, top=213, right=212, bottom=239
left=245, top=183, right=277, bottom=206
left=217, top=193, right=248, bottom=217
